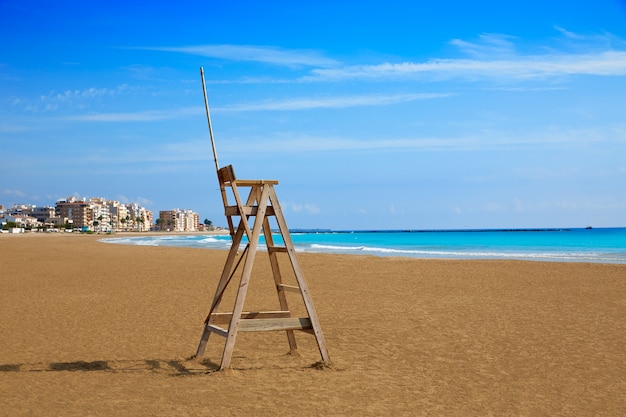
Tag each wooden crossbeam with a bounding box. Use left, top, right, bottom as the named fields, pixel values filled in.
left=209, top=311, right=291, bottom=324
left=277, top=283, right=302, bottom=293
left=224, top=206, right=276, bottom=217
left=238, top=318, right=312, bottom=332
left=205, top=318, right=312, bottom=334
left=205, top=324, right=228, bottom=338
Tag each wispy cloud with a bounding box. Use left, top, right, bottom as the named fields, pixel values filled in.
left=2, top=189, right=27, bottom=198
left=14, top=85, right=132, bottom=113
left=449, top=33, right=519, bottom=58
left=304, top=51, right=626, bottom=82
left=136, top=44, right=340, bottom=68
left=302, top=30, right=626, bottom=83
left=554, top=26, right=587, bottom=41
left=552, top=26, right=626, bottom=49
left=60, top=92, right=452, bottom=121
left=219, top=92, right=453, bottom=111
left=115, top=195, right=154, bottom=206
left=282, top=201, right=321, bottom=215
left=65, top=106, right=203, bottom=122
left=218, top=126, right=626, bottom=153
left=0, top=121, right=33, bottom=132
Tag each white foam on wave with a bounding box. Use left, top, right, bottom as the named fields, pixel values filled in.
left=100, top=235, right=231, bottom=249
left=198, top=236, right=220, bottom=243
left=309, top=243, right=613, bottom=262
left=310, top=244, right=366, bottom=251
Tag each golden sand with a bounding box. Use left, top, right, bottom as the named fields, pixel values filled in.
left=1, top=233, right=625, bottom=416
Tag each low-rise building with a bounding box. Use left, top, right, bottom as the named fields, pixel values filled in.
left=3, top=214, right=39, bottom=229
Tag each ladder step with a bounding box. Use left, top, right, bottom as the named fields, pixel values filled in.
left=225, top=206, right=275, bottom=216
left=209, top=310, right=291, bottom=325
left=208, top=316, right=312, bottom=333
left=239, top=317, right=312, bottom=332
left=277, top=283, right=301, bottom=293
left=206, top=324, right=228, bottom=338
left=268, top=245, right=288, bottom=253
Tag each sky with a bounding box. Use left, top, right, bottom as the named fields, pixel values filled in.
left=2, top=0, right=626, bottom=230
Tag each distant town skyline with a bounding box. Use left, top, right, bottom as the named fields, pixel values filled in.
left=2, top=1, right=626, bottom=229
left=1, top=197, right=205, bottom=232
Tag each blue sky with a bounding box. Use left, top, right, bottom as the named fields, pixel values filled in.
left=2, top=1, right=626, bottom=230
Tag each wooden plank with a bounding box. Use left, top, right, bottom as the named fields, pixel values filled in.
left=210, top=311, right=291, bottom=324
left=229, top=183, right=252, bottom=238
left=262, top=214, right=299, bottom=352
left=277, top=283, right=301, bottom=293
left=224, top=206, right=275, bottom=217
left=206, top=324, right=229, bottom=338
left=235, top=179, right=279, bottom=186
left=267, top=245, right=288, bottom=253
left=218, top=165, right=236, bottom=184
left=268, top=186, right=331, bottom=363
left=238, top=317, right=312, bottom=332
left=219, top=185, right=272, bottom=369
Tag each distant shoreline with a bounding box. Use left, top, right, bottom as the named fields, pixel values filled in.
left=5, top=226, right=625, bottom=236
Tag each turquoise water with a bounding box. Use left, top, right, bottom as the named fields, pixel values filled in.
left=101, top=227, right=626, bottom=264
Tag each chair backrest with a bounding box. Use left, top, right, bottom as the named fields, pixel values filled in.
left=217, top=165, right=236, bottom=186
left=216, top=165, right=238, bottom=235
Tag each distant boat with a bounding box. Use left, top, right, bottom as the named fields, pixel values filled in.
left=585, top=226, right=593, bottom=229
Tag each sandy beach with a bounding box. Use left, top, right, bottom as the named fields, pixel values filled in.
left=1, top=233, right=624, bottom=416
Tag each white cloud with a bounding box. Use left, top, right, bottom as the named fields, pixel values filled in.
left=115, top=195, right=153, bottom=206
left=2, top=189, right=26, bottom=197
left=450, top=33, right=519, bottom=57
left=554, top=26, right=586, bottom=40
left=483, top=203, right=505, bottom=212
left=45, top=86, right=128, bottom=103
left=135, top=197, right=154, bottom=207
left=304, top=51, right=626, bottom=82
left=284, top=202, right=320, bottom=214
left=138, top=44, right=340, bottom=68
left=219, top=125, right=626, bottom=154
left=219, top=92, right=453, bottom=112
left=14, top=85, right=132, bottom=113
left=302, top=30, right=626, bottom=83
left=65, top=106, right=203, bottom=122
left=60, top=92, right=452, bottom=121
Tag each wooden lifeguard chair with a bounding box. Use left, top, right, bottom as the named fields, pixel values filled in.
left=194, top=68, right=330, bottom=370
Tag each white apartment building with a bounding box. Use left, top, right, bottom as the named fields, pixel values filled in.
left=89, top=198, right=112, bottom=232
left=125, top=203, right=153, bottom=232
left=157, top=208, right=199, bottom=232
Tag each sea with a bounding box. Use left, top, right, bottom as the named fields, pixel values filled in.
left=100, top=227, right=626, bottom=264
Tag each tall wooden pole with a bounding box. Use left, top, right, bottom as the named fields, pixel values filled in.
left=200, top=67, right=220, bottom=174
left=200, top=67, right=235, bottom=235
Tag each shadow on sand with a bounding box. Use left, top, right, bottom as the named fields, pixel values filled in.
left=0, top=358, right=220, bottom=376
